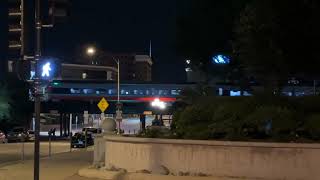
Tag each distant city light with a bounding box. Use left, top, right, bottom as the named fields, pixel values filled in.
left=212, top=55, right=230, bottom=64
left=186, top=59, right=191, bottom=64
left=41, top=62, right=52, bottom=77
left=151, top=98, right=166, bottom=109
left=185, top=67, right=192, bottom=72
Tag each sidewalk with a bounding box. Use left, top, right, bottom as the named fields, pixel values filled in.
left=0, top=149, right=99, bottom=180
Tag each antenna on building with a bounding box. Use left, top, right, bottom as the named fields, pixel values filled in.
left=149, top=40, right=152, bottom=58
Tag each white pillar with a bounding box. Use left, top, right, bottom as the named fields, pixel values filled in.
left=32, top=117, right=35, bottom=131
left=75, top=116, right=78, bottom=131
left=69, top=114, right=72, bottom=134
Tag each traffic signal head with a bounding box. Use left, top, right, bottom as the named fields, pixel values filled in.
left=48, top=0, right=70, bottom=24
left=37, top=58, right=61, bottom=81
left=8, top=0, right=26, bottom=55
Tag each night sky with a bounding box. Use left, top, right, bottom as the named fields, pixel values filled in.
left=0, top=0, right=187, bottom=82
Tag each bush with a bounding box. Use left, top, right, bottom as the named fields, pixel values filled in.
left=244, top=106, right=297, bottom=141
left=174, top=105, right=214, bottom=140
left=304, top=114, right=320, bottom=140
left=209, top=99, right=257, bottom=140
left=167, top=96, right=320, bottom=142
left=139, top=126, right=171, bottom=138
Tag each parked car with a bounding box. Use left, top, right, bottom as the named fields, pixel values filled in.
left=6, top=127, right=29, bottom=142
left=82, top=127, right=102, bottom=138
left=71, top=132, right=94, bottom=148
left=0, top=130, right=7, bottom=143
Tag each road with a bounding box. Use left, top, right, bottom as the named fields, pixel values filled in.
left=0, top=141, right=70, bottom=166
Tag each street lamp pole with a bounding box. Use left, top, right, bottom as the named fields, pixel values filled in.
left=115, top=59, right=122, bottom=134
left=34, top=0, right=41, bottom=179
left=117, top=60, right=120, bottom=103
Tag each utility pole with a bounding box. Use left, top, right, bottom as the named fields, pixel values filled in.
left=115, top=59, right=122, bottom=134
left=34, top=0, right=41, bottom=179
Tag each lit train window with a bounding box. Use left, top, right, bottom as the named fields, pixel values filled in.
left=171, top=90, right=179, bottom=95
left=108, top=89, right=116, bottom=95
left=83, top=89, right=94, bottom=94
left=96, top=89, right=106, bottom=95
left=121, top=89, right=130, bottom=95
left=71, top=88, right=81, bottom=94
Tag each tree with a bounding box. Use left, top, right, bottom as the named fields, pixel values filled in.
left=234, top=0, right=320, bottom=92
left=9, top=75, right=32, bottom=126
left=176, top=0, right=250, bottom=80
left=0, top=73, right=32, bottom=127
left=0, top=83, right=10, bottom=119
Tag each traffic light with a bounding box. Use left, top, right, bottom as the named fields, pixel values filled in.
left=8, top=0, right=26, bottom=55
left=37, top=58, right=61, bottom=81
left=48, top=0, right=70, bottom=24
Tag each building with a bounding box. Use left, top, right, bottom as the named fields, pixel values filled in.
left=185, top=59, right=206, bottom=83
left=99, top=53, right=153, bottom=82
left=60, top=63, right=117, bottom=81
left=134, top=55, right=152, bottom=81
left=76, top=52, right=153, bottom=82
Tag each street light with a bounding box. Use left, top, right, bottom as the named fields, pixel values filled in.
left=86, top=47, right=96, bottom=64
left=151, top=98, right=166, bottom=110
left=113, top=58, right=122, bottom=134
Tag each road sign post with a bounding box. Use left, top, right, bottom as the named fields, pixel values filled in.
left=116, top=110, right=122, bottom=134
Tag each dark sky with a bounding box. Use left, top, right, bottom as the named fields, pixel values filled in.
left=42, top=0, right=186, bottom=82
left=0, top=0, right=187, bottom=82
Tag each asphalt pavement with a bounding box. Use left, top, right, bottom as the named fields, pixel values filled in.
left=0, top=141, right=70, bottom=166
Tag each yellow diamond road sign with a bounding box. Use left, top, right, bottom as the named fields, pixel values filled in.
left=98, top=97, right=109, bottom=113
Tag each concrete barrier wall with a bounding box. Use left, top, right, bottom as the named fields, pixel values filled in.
left=104, top=136, right=320, bottom=180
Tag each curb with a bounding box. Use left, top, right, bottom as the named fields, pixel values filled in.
left=78, top=168, right=246, bottom=180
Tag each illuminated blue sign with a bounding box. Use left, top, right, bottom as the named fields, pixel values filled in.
left=37, top=58, right=60, bottom=81
left=41, top=62, right=52, bottom=77
left=212, top=55, right=230, bottom=64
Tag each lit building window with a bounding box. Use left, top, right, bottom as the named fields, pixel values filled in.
left=82, top=73, right=87, bottom=79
